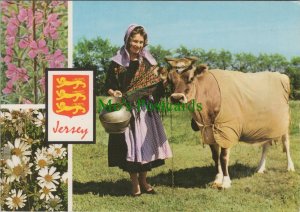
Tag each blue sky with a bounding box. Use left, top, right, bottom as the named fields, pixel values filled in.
left=73, top=1, right=300, bottom=59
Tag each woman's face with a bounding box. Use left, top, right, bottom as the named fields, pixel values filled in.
left=128, top=33, right=144, bottom=55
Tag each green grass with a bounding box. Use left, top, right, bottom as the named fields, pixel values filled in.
left=73, top=101, right=300, bottom=211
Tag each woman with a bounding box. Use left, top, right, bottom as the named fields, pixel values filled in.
left=104, top=24, right=172, bottom=196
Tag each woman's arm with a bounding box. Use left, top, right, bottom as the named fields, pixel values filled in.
left=103, top=62, right=122, bottom=96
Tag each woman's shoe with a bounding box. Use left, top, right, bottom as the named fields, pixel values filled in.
left=131, top=192, right=142, bottom=197
left=141, top=187, right=157, bottom=194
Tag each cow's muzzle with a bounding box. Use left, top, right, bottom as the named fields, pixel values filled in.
left=170, top=93, right=188, bottom=104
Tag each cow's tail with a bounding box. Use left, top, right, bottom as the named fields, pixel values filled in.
left=280, top=74, right=290, bottom=102
left=280, top=74, right=290, bottom=153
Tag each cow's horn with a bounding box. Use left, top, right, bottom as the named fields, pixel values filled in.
left=185, top=56, right=199, bottom=61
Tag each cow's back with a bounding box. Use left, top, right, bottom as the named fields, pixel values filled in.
left=209, top=70, right=290, bottom=148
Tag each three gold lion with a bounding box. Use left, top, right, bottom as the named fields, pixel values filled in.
left=55, top=77, right=87, bottom=115
left=56, top=77, right=86, bottom=89
left=56, top=89, right=86, bottom=102
left=55, top=102, right=86, bottom=115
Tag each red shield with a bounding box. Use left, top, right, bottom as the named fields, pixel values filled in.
left=53, top=75, right=89, bottom=118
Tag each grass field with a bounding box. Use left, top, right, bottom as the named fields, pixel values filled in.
left=73, top=100, right=300, bottom=211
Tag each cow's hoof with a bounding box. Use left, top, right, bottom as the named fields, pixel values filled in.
left=256, top=169, right=265, bottom=174
left=211, top=182, right=222, bottom=189
left=287, top=161, right=295, bottom=171
left=214, top=173, right=223, bottom=184
left=210, top=173, right=223, bottom=189
left=221, top=176, right=231, bottom=189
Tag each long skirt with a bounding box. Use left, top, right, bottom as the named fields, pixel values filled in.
left=108, top=106, right=172, bottom=172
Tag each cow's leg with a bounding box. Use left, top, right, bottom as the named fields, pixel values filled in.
left=209, top=144, right=223, bottom=186
left=282, top=134, right=295, bottom=171
left=220, top=147, right=231, bottom=188
left=256, top=142, right=270, bottom=173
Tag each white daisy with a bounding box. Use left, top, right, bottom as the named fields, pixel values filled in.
left=21, top=134, right=40, bottom=145
left=36, top=147, right=49, bottom=157
left=5, top=189, right=27, bottom=210
left=39, top=186, right=56, bottom=201
left=5, top=138, right=31, bottom=158
left=35, top=153, right=53, bottom=170
left=0, top=111, right=12, bottom=121
left=5, top=155, right=32, bottom=182
left=33, top=110, right=45, bottom=132
left=48, top=144, right=67, bottom=159
left=60, top=172, right=69, bottom=184
left=45, top=195, right=62, bottom=211
left=0, top=176, right=10, bottom=194
left=37, top=166, right=60, bottom=189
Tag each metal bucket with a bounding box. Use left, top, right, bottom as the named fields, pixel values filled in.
left=99, top=97, right=131, bottom=134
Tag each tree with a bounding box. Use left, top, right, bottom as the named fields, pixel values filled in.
left=73, top=37, right=119, bottom=95
left=204, top=49, right=220, bottom=69
left=216, top=49, right=233, bottom=70
left=285, top=56, right=300, bottom=99
left=268, top=54, right=288, bottom=72
left=175, top=45, right=192, bottom=57
left=148, top=45, right=172, bottom=67
left=232, top=53, right=257, bottom=72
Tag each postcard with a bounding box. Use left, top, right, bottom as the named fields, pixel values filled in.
left=1, top=1, right=300, bottom=211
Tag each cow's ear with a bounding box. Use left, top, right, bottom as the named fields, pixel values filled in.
left=165, top=57, right=178, bottom=67
left=195, top=64, right=208, bottom=76
left=185, top=56, right=199, bottom=65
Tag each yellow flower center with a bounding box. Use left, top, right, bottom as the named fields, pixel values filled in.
left=12, top=165, right=23, bottom=176
left=38, top=159, right=47, bottom=168
left=42, top=187, right=50, bottom=195
left=45, top=174, right=53, bottom=182
left=55, top=148, right=61, bottom=155
left=12, top=196, right=21, bottom=205
left=12, top=148, right=22, bottom=156
left=27, top=138, right=33, bottom=144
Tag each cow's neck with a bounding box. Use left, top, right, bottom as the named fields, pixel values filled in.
left=192, top=71, right=221, bottom=126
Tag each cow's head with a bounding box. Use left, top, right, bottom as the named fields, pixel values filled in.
left=163, top=57, right=208, bottom=103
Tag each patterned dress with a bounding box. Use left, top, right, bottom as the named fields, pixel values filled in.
left=104, top=58, right=172, bottom=172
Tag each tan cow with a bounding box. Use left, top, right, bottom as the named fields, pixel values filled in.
left=161, top=56, right=295, bottom=189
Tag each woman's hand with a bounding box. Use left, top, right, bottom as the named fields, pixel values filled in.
left=108, top=89, right=122, bottom=97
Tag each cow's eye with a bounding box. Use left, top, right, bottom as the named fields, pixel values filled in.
left=186, top=76, right=194, bottom=83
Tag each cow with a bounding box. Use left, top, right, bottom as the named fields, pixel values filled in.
left=159, top=56, right=295, bottom=189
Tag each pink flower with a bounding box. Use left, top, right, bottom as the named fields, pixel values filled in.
left=2, top=15, right=9, bottom=23
left=5, top=63, right=29, bottom=82
left=17, top=9, right=42, bottom=28
left=43, top=13, right=61, bottom=40
left=4, top=48, right=13, bottom=64
left=19, top=38, right=30, bottom=49
left=47, top=50, right=65, bottom=68
left=6, top=35, right=15, bottom=47
left=18, top=8, right=28, bottom=22
left=7, top=18, right=19, bottom=36
left=28, top=40, right=49, bottom=59
left=35, top=11, right=43, bottom=25
left=6, top=48, right=13, bottom=55
left=5, top=63, right=17, bottom=79
left=4, top=55, right=11, bottom=64
left=22, top=99, right=32, bottom=104
left=50, top=1, right=63, bottom=7
left=2, top=80, right=14, bottom=94
left=17, top=68, right=29, bottom=82
left=1, top=1, right=9, bottom=13
left=48, top=14, right=61, bottom=27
